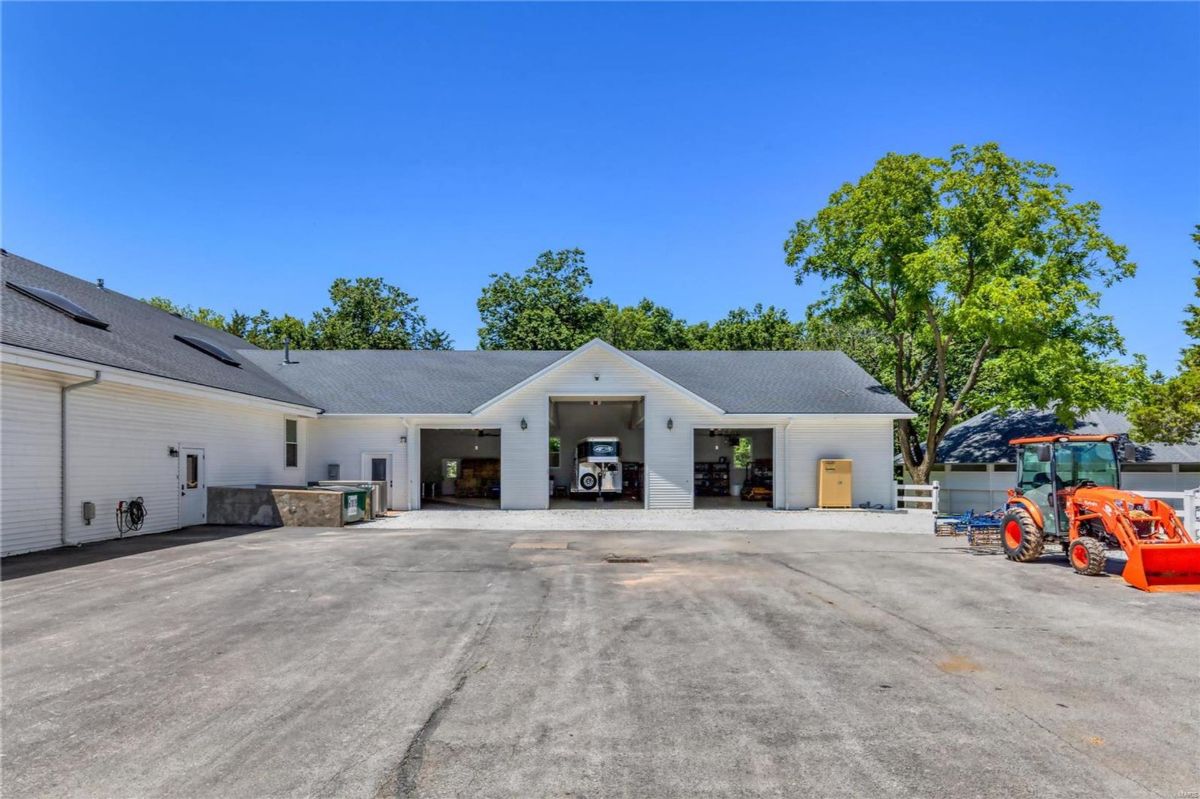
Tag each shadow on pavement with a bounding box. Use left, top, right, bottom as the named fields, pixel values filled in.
left=1, top=526, right=268, bottom=581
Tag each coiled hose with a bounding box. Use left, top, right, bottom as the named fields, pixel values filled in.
left=116, top=497, right=147, bottom=534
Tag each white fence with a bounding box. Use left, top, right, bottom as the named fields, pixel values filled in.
left=894, top=481, right=940, bottom=513
left=1140, top=489, right=1199, bottom=536
left=900, top=481, right=1200, bottom=537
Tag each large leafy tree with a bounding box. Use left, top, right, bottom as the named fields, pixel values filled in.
left=596, top=298, right=694, bottom=350
left=785, top=142, right=1139, bottom=483
left=1129, top=226, right=1200, bottom=443
left=476, top=249, right=604, bottom=350
left=692, top=304, right=804, bottom=350
left=477, top=249, right=816, bottom=351
left=311, top=276, right=448, bottom=349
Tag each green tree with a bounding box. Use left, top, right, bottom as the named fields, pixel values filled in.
left=596, top=298, right=694, bottom=350
left=785, top=142, right=1139, bottom=483
left=310, top=276, right=443, bottom=350
left=1129, top=227, right=1200, bottom=443
left=413, top=327, right=454, bottom=351
left=692, top=304, right=804, bottom=350
left=144, top=297, right=229, bottom=332
left=477, top=249, right=604, bottom=350
left=241, top=310, right=316, bottom=349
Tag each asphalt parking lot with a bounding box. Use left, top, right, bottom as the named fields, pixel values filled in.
left=2, top=525, right=1197, bottom=798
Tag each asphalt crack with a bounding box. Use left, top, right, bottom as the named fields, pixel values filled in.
left=373, top=606, right=497, bottom=798
left=374, top=670, right=471, bottom=799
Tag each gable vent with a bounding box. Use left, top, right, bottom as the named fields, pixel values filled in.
left=174, top=334, right=241, bottom=367
left=5, top=282, right=109, bottom=329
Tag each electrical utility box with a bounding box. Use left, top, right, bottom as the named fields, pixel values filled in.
left=818, top=459, right=853, bottom=508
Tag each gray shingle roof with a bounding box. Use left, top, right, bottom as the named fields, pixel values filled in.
left=240, top=349, right=566, bottom=414
left=240, top=346, right=913, bottom=416
left=1, top=252, right=317, bottom=408
left=628, top=350, right=912, bottom=415
left=937, top=408, right=1200, bottom=464
left=4, top=253, right=914, bottom=418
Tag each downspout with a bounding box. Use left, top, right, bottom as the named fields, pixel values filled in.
left=62, top=371, right=101, bottom=546
left=783, top=417, right=792, bottom=510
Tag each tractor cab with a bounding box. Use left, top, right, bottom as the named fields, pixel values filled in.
left=1011, top=435, right=1124, bottom=536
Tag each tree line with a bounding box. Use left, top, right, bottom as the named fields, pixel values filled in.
left=148, top=250, right=819, bottom=353
left=147, top=142, right=1200, bottom=480
left=147, top=276, right=452, bottom=351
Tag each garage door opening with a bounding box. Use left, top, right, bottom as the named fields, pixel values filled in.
left=693, top=428, right=774, bottom=509
left=549, top=397, right=644, bottom=509
left=419, top=428, right=501, bottom=509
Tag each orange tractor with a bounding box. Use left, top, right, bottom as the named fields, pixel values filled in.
left=1001, top=434, right=1200, bottom=592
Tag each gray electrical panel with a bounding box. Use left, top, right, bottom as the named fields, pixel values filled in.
left=327, top=463, right=340, bottom=480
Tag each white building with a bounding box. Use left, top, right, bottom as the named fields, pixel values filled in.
left=930, top=407, right=1200, bottom=514
left=1, top=252, right=916, bottom=556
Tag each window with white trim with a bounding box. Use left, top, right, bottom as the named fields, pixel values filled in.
left=285, top=419, right=298, bottom=467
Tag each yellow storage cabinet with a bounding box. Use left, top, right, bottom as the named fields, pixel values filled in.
left=818, top=459, right=853, bottom=508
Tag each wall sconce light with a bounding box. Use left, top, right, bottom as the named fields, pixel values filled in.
left=520, top=417, right=528, bottom=430
left=667, top=417, right=674, bottom=431
left=399, top=435, right=407, bottom=443
left=168, top=446, right=179, bottom=457
left=593, top=373, right=600, bottom=381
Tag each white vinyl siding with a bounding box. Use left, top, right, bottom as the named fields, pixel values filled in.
left=0, top=365, right=70, bottom=555
left=0, top=363, right=308, bottom=555
left=783, top=416, right=895, bottom=509
left=305, top=416, right=408, bottom=509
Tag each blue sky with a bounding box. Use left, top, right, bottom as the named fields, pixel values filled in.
left=3, top=2, right=1197, bottom=372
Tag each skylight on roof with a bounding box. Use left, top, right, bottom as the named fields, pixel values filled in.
left=5, top=281, right=109, bottom=329
left=174, top=334, right=241, bottom=367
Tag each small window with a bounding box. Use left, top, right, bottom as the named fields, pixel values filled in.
left=285, top=419, right=298, bottom=467
left=993, top=463, right=1017, bottom=472
left=186, top=453, right=199, bottom=489
left=949, top=463, right=987, bottom=472
left=549, top=436, right=561, bottom=468
left=442, top=458, right=460, bottom=479
left=1180, top=464, right=1200, bottom=473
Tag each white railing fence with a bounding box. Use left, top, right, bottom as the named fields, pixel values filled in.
left=1139, top=489, right=1200, bottom=536
left=894, top=481, right=940, bottom=513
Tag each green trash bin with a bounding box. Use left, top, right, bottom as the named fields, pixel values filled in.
left=322, top=486, right=367, bottom=523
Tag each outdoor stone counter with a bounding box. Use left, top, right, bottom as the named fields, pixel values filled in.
left=207, top=486, right=343, bottom=527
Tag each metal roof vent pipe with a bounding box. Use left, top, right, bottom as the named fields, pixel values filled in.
left=283, top=338, right=294, bottom=365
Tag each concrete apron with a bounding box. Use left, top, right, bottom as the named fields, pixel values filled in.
left=362, top=508, right=933, bottom=534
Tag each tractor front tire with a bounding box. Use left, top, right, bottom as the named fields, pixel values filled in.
left=1069, top=536, right=1107, bottom=576
left=1001, top=508, right=1045, bottom=562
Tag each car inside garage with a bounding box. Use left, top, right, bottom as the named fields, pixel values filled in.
left=694, top=428, right=774, bottom=508
left=548, top=397, right=644, bottom=508
left=419, top=428, right=501, bottom=508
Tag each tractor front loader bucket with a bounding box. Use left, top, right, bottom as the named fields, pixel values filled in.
left=1123, top=542, right=1200, bottom=592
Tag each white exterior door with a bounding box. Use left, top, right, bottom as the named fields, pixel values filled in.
left=179, top=447, right=206, bottom=527
left=362, top=452, right=393, bottom=509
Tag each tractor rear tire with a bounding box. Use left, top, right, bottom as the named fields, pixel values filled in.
left=1001, top=508, right=1045, bottom=563
left=1069, top=536, right=1107, bottom=576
